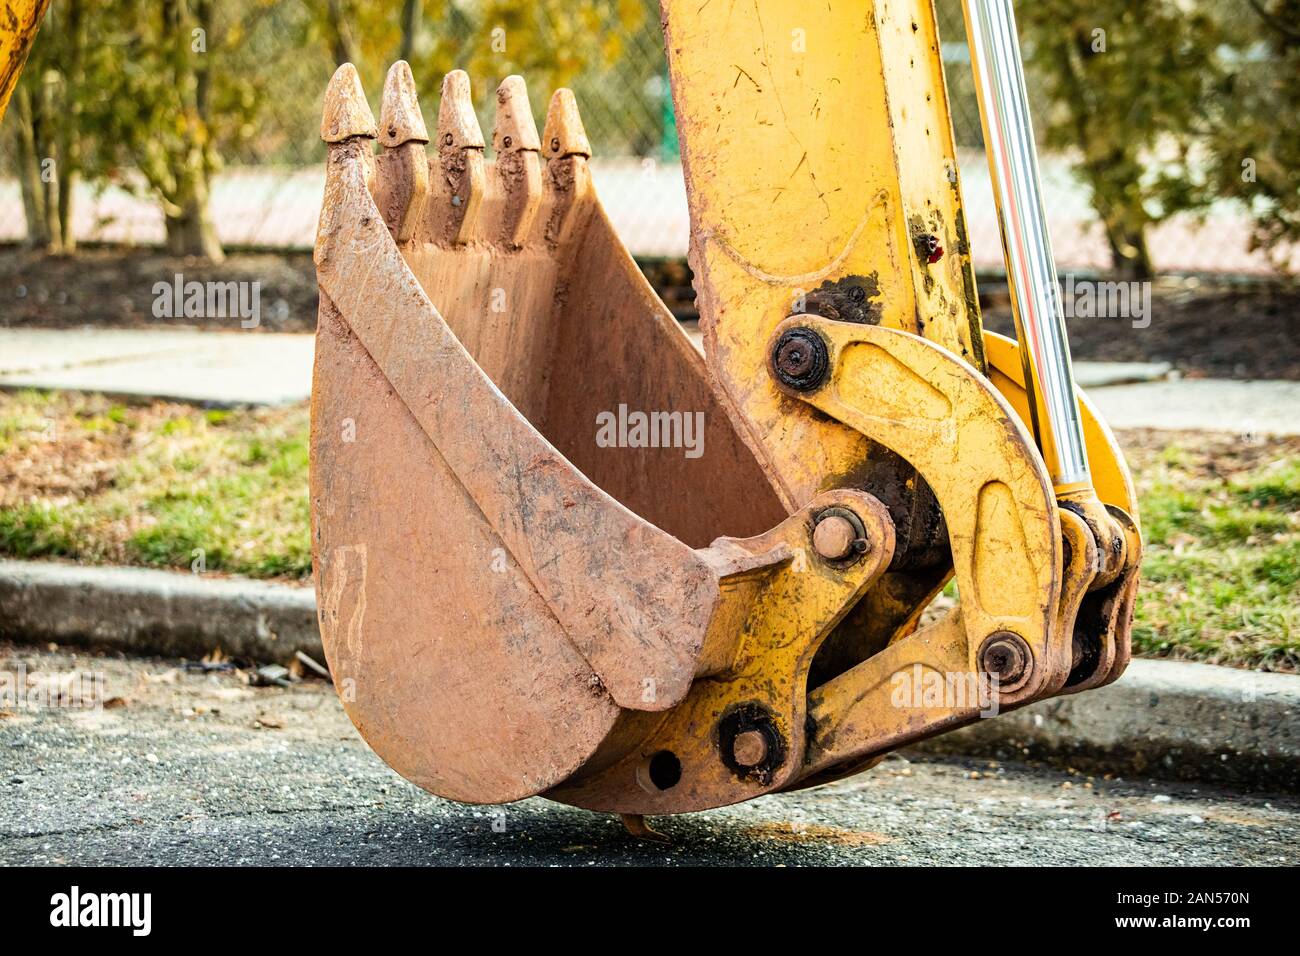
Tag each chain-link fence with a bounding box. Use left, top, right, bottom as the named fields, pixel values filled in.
left=211, top=0, right=677, bottom=168
left=0, top=0, right=1293, bottom=275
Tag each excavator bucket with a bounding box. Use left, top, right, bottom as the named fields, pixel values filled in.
left=311, top=0, right=1141, bottom=819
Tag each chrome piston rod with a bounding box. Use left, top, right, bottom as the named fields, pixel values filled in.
left=961, top=0, right=1090, bottom=489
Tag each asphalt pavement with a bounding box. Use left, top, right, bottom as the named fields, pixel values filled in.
left=1, top=644, right=1295, bottom=867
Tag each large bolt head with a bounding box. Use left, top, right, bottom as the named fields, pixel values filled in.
left=772, top=327, right=829, bottom=392
left=979, top=632, right=1032, bottom=691
left=811, top=508, right=869, bottom=564
left=731, top=730, right=769, bottom=768
left=718, top=704, right=785, bottom=783
left=813, top=514, right=857, bottom=561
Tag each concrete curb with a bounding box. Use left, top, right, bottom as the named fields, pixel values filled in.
left=911, top=659, right=1299, bottom=792
left=1, top=559, right=1296, bottom=791
left=0, top=559, right=319, bottom=663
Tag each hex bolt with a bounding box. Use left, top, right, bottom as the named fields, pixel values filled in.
left=979, top=632, right=1032, bottom=689
left=731, top=729, right=769, bottom=768
left=771, top=327, right=829, bottom=392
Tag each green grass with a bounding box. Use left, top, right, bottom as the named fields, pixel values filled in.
left=0, top=390, right=311, bottom=578
left=1126, top=435, right=1299, bottom=671
left=0, top=502, right=78, bottom=557
left=0, top=392, right=1296, bottom=670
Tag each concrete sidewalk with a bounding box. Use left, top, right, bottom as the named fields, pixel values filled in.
left=0, top=328, right=313, bottom=407
left=1086, top=378, right=1300, bottom=436
left=3, top=326, right=1296, bottom=435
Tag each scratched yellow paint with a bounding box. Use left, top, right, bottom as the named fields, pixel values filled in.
left=0, top=0, right=51, bottom=125
left=663, top=0, right=984, bottom=508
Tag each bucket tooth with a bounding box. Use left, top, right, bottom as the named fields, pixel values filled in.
left=318, top=63, right=377, bottom=252
left=434, top=69, right=485, bottom=244
left=375, top=60, right=429, bottom=241
left=541, top=88, right=591, bottom=160
left=321, top=63, right=377, bottom=143
left=492, top=75, right=542, bottom=152
left=379, top=60, right=429, bottom=147
left=540, top=88, right=594, bottom=247
left=491, top=75, right=543, bottom=248
left=437, top=69, right=485, bottom=149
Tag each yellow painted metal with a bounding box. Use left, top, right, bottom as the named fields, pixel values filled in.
left=982, top=331, right=1138, bottom=521
left=774, top=315, right=1062, bottom=683
left=771, top=316, right=1064, bottom=778
left=0, top=0, right=50, bottom=125
left=663, top=0, right=983, bottom=509
left=784, top=326, right=1143, bottom=780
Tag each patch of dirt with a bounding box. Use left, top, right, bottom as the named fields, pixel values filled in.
left=0, top=435, right=121, bottom=505
left=741, top=820, right=892, bottom=847
left=0, top=247, right=318, bottom=333
left=0, top=641, right=336, bottom=733
left=1115, top=428, right=1300, bottom=481
left=981, top=278, right=1300, bottom=381
left=0, top=395, right=193, bottom=506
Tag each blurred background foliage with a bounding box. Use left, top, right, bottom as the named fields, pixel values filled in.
left=2, top=0, right=1298, bottom=273
left=1013, top=0, right=1300, bottom=277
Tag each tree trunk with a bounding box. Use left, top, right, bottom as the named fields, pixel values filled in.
left=1093, top=183, right=1155, bottom=280
left=1101, top=223, right=1154, bottom=282
left=156, top=0, right=222, bottom=261
left=400, top=0, right=421, bottom=63
left=13, top=87, right=49, bottom=248
left=1060, top=32, right=1155, bottom=282
left=56, top=0, right=86, bottom=253
left=36, top=73, right=62, bottom=252
left=12, top=84, right=62, bottom=251
left=164, top=174, right=224, bottom=261
left=55, top=167, right=77, bottom=254
left=327, top=0, right=362, bottom=66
